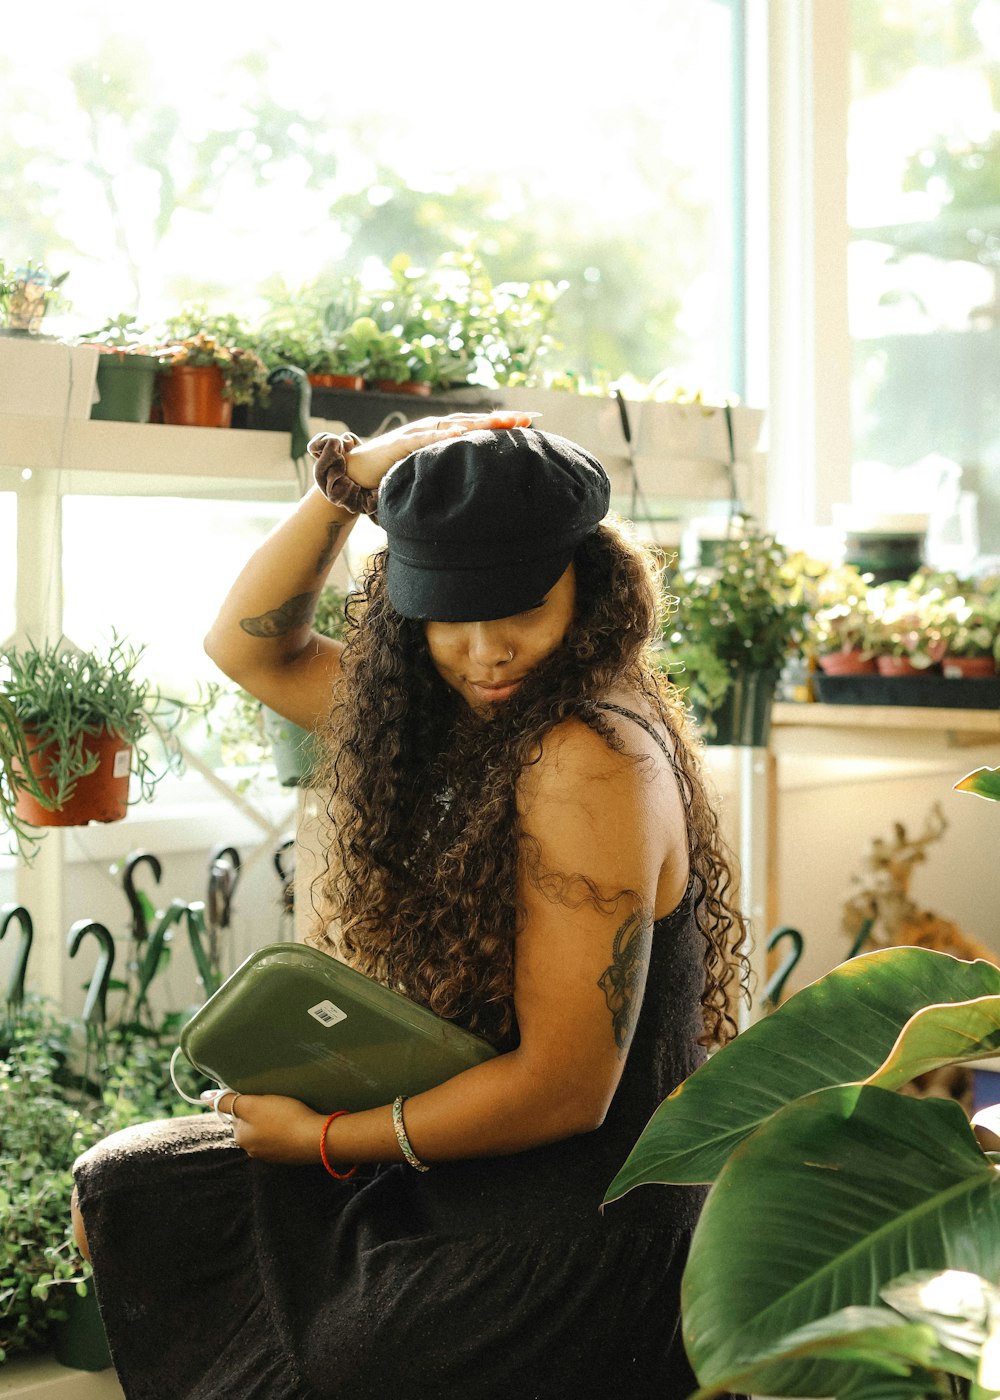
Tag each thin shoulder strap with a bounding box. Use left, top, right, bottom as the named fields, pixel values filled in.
left=590, top=700, right=673, bottom=763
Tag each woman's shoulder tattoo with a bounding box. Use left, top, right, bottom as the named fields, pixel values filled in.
left=597, top=908, right=652, bottom=1056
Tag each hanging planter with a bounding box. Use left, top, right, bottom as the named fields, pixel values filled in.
left=159, top=362, right=232, bottom=428
left=262, top=707, right=318, bottom=787
left=14, top=728, right=131, bottom=828
left=1, top=633, right=214, bottom=862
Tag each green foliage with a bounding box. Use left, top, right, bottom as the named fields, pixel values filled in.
left=0, top=633, right=217, bottom=860
left=664, top=520, right=811, bottom=718
left=605, top=946, right=1000, bottom=1398
left=955, top=767, right=1000, bottom=803
left=0, top=997, right=198, bottom=1363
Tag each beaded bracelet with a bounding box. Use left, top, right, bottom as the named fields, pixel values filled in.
left=308, top=431, right=380, bottom=519
left=319, top=1109, right=358, bottom=1180
left=392, top=1095, right=430, bottom=1173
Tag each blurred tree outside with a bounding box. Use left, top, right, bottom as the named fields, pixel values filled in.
left=0, top=3, right=733, bottom=390
left=849, top=0, right=1000, bottom=558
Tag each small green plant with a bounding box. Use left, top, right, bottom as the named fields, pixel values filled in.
left=804, top=562, right=875, bottom=658
left=155, top=330, right=269, bottom=405
left=663, top=520, right=811, bottom=727
left=0, top=633, right=216, bottom=860
left=0, top=997, right=199, bottom=1363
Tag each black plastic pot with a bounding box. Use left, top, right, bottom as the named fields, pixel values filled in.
left=702, top=669, right=779, bottom=747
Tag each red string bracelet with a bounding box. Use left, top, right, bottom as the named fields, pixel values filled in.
left=319, top=1110, right=357, bottom=1180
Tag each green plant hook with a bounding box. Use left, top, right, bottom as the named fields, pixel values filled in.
left=67, top=919, right=116, bottom=1027
left=122, top=849, right=163, bottom=943
left=0, top=903, right=34, bottom=1008
left=762, top=924, right=805, bottom=1010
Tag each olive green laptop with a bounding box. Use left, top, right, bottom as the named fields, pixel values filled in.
left=178, top=942, right=498, bottom=1113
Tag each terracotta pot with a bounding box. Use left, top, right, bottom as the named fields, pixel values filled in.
left=14, top=729, right=132, bottom=828
left=818, top=650, right=878, bottom=676
left=370, top=379, right=433, bottom=396
left=159, top=363, right=232, bottom=427
left=941, top=654, right=997, bottom=679
left=308, top=373, right=365, bottom=391
left=875, top=655, right=927, bottom=678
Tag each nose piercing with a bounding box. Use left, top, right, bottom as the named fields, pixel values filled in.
left=504, top=649, right=514, bottom=662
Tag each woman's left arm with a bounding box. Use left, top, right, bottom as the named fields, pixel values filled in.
left=221, top=718, right=688, bottom=1165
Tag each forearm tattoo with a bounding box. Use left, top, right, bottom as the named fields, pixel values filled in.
left=240, top=592, right=316, bottom=638
left=598, top=909, right=652, bottom=1056
left=315, top=521, right=344, bottom=576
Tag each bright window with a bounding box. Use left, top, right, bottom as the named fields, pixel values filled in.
left=849, top=0, right=1000, bottom=566
left=1, top=0, right=741, bottom=395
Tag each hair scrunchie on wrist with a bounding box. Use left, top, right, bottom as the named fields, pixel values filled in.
left=308, top=431, right=379, bottom=520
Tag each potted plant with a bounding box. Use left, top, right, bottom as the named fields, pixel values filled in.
left=663, top=520, right=811, bottom=744
left=80, top=314, right=165, bottom=423
left=864, top=575, right=950, bottom=677
left=806, top=563, right=878, bottom=675
left=605, top=933, right=1000, bottom=1398
left=0, top=633, right=214, bottom=861
left=215, top=587, right=348, bottom=788
left=154, top=330, right=269, bottom=428
left=938, top=574, right=1000, bottom=679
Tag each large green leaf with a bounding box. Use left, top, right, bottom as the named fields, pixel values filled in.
left=685, top=1307, right=950, bottom=1399
left=606, top=948, right=1000, bottom=1198
left=955, top=767, right=1000, bottom=803
left=683, top=1085, right=1000, bottom=1397
left=869, top=997, right=1000, bottom=1091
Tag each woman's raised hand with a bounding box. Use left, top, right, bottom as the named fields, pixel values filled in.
left=344, top=410, right=533, bottom=492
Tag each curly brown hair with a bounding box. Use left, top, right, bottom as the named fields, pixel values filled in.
left=309, top=518, right=748, bottom=1048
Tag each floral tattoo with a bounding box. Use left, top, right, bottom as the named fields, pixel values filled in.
left=598, top=909, right=652, bottom=1055
left=240, top=591, right=316, bottom=638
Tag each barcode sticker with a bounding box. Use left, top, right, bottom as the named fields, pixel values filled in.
left=308, top=999, right=347, bottom=1028
left=113, top=748, right=131, bottom=779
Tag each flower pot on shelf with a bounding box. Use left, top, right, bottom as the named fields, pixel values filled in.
left=14, top=730, right=131, bottom=828
left=875, top=655, right=928, bottom=678
left=158, top=363, right=232, bottom=427
left=817, top=650, right=878, bottom=676
left=308, top=373, right=365, bottom=392
left=91, top=353, right=162, bottom=423
left=369, top=379, right=432, bottom=396
left=941, top=654, right=997, bottom=679
left=701, top=669, right=779, bottom=748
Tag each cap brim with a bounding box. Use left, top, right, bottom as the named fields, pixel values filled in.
left=387, top=549, right=574, bottom=623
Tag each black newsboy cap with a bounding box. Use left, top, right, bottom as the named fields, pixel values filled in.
left=379, top=428, right=611, bottom=622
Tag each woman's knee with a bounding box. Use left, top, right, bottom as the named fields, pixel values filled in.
left=71, top=1185, right=92, bottom=1263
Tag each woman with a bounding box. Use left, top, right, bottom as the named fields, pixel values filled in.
left=73, top=411, right=747, bottom=1399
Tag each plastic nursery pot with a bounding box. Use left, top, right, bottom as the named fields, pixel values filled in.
left=159, top=363, right=232, bottom=428
left=875, top=655, right=928, bottom=678
left=13, top=729, right=131, bottom=828
left=91, top=353, right=162, bottom=423
left=817, top=650, right=878, bottom=676
left=51, top=1287, right=113, bottom=1372
left=262, top=706, right=318, bottom=787
left=307, top=373, right=366, bottom=391
left=702, top=669, right=779, bottom=747
left=369, top=379, right=433, bottom=396
left=941, top=654, right=997, bottom=679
